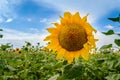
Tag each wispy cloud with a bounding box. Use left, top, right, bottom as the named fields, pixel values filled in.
left=95, top=31, right=120, bottom=48
left=0, top=18, right=3, bottom=23
left=0, top=0, right=120, bottom=48
left=6, top=18, right=13, bottom=23
left=104, top=25, right=114, bottom=29
left=35, top=0, right=120, bottom=24
left=40, top=18, right=47, bottom=23
left=0, top=28, right=47, bottom=48
left=29, top=28, right=40, bottom=33
left=27, top=18, right=32, bottom=22
left=39, top=17, right=59, bottom=26
left=0, top=28, right=119, bottom=48
left=0, top=0, right=21, bottom=18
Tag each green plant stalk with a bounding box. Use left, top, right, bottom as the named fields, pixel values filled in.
left=24, top=51, right=28, bottom=78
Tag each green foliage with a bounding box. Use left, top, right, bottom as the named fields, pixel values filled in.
left=100, top=44, right=113, bottom=54
left=48, top=74, right=59, bottom=80
left=0, top=28, right=3, bottom=38
left=0, top=35, right=3, bottom=38
left=108, top=14, right=120, bottom=23
left=25, top=41, right=32, bottom=47
left=0, top=60, right=6, bottom=73
left=105, top=74, right=120, bottom=80
left=117, top=33, right=120, bottom=36
left=114, top=39, right=120, bottom=46
left=55, top=49, right=120, bottom=80
left=62, top=63, right=83, bottom=79
left=102, top=30, right=114, bottom=35
left=0, top=44, right=63, bottom=80
left=100, top=44, right=112, bottom=50
left=0, top=43, right=120, bottom=80
left=102, top=14, right=120, bottom=48
left=0, top=29, right=3, bottom=31
left=0, top=43, right=12, bottom=51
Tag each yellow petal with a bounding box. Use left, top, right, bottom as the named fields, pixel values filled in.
left=82, top=13, right=89, bottom=22
left=64, top=12, right=72, bottom=18
left=73, top=12, right=82, bottom=23
left=86, top=23, right=97, bottom=33
left=44, top=35, right=51, bottom=41
left=80, top=49, right=89, bottom=60
left=72, top=51, right=81, bottom=58
left=44, top=33, right=58, bottom=41
left=74, top=12, right=80, bottom=18
left=47, top=42, right=59, bottom=51
left=88, top=36, right=95, bottom=44
left=56, top=48, right=65, bottom=59
left=47, top=27, right=56, bottom=33
left=84, top=28, right=92, bottom=35
left=51, top=22, right=59, bottom=27
left=84, top=43, right=92, bottom=50
left=65, top=52, right=75, bottom=63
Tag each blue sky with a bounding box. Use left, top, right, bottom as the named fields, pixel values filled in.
left=0, top=0, right=120, bottom=48
left=0, top=0, right=60, bottom=33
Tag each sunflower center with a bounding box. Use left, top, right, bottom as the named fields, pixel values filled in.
left=58, top=24, right=88, bottom=51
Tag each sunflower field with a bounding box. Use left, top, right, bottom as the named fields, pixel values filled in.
left=0, top=12, right=120, bottom=80
left=0, top=41, right=120, bottom=80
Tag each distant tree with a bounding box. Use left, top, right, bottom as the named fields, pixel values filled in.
left=0, top=29, right=3, bottom=38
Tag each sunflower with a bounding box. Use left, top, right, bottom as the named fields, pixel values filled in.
left=44, top=12, right=97, bottom=63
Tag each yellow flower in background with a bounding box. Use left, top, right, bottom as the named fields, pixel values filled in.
left=16, top=48, right=20, bottom=51
left=44, top=12, right=97, bottom=63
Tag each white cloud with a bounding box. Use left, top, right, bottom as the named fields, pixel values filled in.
left=40, top=18, right=47, bottom=23
left=27, top=18, right=32, bottom=22
left=35, top=0, right=120, bottom=24
left=0, top=0, right=11, bottom=17
left=95, top=31, right=120, bottom=48
left=0, top=28, right=48, bottom=48
left=0, top=18, right=3, bottom=23
left=39, top=17, right=58, bottom=26
left=0, top=28, right=120, bottom=49
left=6, top=18, right=13, bottom=23
left=0, top=0, right=120, bottom=48
left=0, top=0, right=21, bottom=18
left=29, top=28, right=40, bottom=33
left=104, top=25, right=114, bottom=29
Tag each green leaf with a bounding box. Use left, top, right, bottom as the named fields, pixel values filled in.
left=48, top=74, right=59, bottom=80
left=105, top=74, right=120, bottom=80
left=0, top=34, right=3, bottom=38
left=0, top=44, right=11, bottom=50
left=114, top=58, right=120, bottom=68
left=100, top=44, right=112, bottom=50
left=117, top=33, right=120, bottom=36
left=114, top=39, right=120, bottom=46
left=6, top=65, right=16, bottom=71
left=97, top=58, right=108, bottom=64
left=0, top=29, right=3, bottom=31
left=0, top=60, right=6, bottom=71
left=63, top=63, right=83, bottom=79
left=102, top=30, right=114, bottom=35
left=25, top=41, right=32, bottom=46
left=108, top=17, right=119, bottom=22
left=108, top=14, right=120, bottom=23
